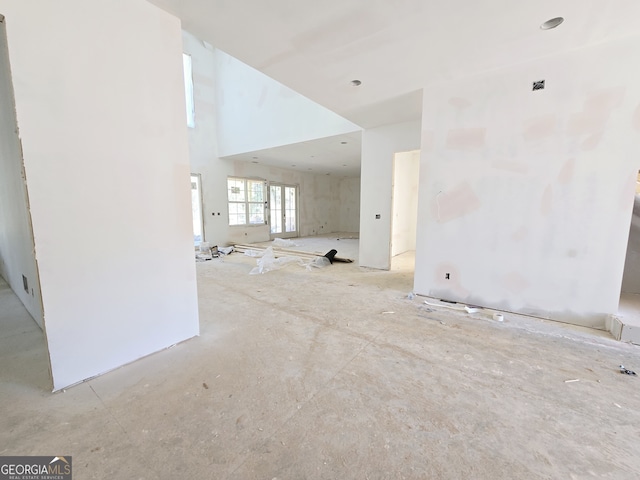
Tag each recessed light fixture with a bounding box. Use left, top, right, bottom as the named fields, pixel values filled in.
left=251, top=161, right=259, bottom=164
left=341, top=141, right=348, bottom=144
left=350, top=79, right=362, bottom=86
left=540, top=17, right=564, bottom=30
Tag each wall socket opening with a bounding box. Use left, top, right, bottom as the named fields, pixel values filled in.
left=532, top=80, right=545, bottom=91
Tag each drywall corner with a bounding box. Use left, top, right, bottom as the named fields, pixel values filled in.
left=607, top=315, right=623, bottom=341
left=359, top=120, right=421, bottom=269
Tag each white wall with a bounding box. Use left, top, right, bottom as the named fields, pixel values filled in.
left=339, top=176, right=361, bottom=233
left=414, top=36, right=640, bottom=329
left=215, top=49, right=360, bottom=157
left=359, top=121, right=421, bottom=269
left=1, top=0, right=200, bottom=390
left=182, top=30, right=222, bottom=247
left=0, top=18, right=42, bottom=327
left=391, top=150, right=420, bottom=256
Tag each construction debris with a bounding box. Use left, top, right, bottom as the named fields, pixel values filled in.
left=620, top=365, right=637, bottom=376
left=247, top=246, right=331, bottom=275
left=234, top=244, right=353, bottom=263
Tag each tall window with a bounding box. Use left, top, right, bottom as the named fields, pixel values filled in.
left=227, top=178, right=266, bottom=226
left=182, top=53, right=195, bottom=128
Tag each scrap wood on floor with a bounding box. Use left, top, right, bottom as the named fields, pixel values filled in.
left=233, top=244, right=353, bottom=263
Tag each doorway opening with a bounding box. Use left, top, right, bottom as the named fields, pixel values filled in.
left=390, top=150, right=420, bottom=271
left=191, top=173, right=204, bottom=247
left=617, top=171, right=640, bottom=344
left=270, top=184, right=298, bottom=239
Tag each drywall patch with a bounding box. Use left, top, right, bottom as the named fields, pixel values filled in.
left=585, top=87, right=625, bottom=114
left=523, top=115, right=556, bottom=142
left=445, top=128, right=486, bottom=150
left=540, top=185, right=553, bottom=216
left=448, top=97, right=472, bottom=109
left=492, top=159, right=528, bottom=174
left=567, top=111, right=607, bottom=136
left=511, top=225, right=529, bottom=242
left=433, top=182, right=481, bottom=223
left=503, top=271, right=530, bottom=294
left=581, top=132, right=603, bottom=151
left=557, top=158, right=575, bottom=185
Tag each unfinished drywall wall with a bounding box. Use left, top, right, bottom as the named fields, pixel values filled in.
left=621, top=196, right=640, bottom=294
left=182, top=30, right=220, bottom=247
left=339, top=176, right=361, bottom=233
left=359, top=121, right=421, bottom=269
left=0, top=18, right=42, bottom=328
left=215, top=49, right=360, bottom=157
left=391, top=150, right=420, bottom=257
left=414, top=36, right=640, bottom=328
left=1, top=0, right=199, bottom=390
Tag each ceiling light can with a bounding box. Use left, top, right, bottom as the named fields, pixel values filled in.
left=540, top=17, right=564, bottom=30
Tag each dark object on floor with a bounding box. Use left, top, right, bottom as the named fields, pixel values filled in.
left=620, top=365, right=637, bottom=376
left=324, top=249, right=337, bottom=264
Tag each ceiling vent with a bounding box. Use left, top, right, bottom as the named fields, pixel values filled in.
left=532, top=80, right=545, bottom=91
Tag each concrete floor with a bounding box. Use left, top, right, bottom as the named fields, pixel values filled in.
left=2, top=238, right=640, bottom=479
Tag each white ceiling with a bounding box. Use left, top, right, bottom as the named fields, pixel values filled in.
left=148, top=0, right=640, bottom=173
left=225, top=131, right=362, bottom=177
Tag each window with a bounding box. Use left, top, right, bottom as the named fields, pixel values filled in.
left=227, top=177, right=266, bottom=226
left=182, top=53, right=195, bottom=128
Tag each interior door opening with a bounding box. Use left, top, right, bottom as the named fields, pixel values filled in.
left=191, top=174, right=204, bottom=247
left=270, top=184, right=298, bottom=239
left=390, top=150, right=420, bottom=270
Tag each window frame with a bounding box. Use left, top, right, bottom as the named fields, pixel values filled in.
left=182, top=53, right=195, bottom=128
left=227, top=177, right=267, bottom=227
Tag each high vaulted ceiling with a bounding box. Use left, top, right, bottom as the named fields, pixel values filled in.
left=150, top=0, right=640, bottom=129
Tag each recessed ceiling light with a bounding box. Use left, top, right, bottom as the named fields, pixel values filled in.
left=251, top=161, right=259, bottom=164
left=341, top=141, right=348, bottom=144
left=540, top=17, right=564, bottom=30
left=350, top=79, right=362, bottom=87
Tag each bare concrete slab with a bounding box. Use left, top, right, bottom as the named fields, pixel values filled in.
left=2, top=254, right=640, bottom=479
